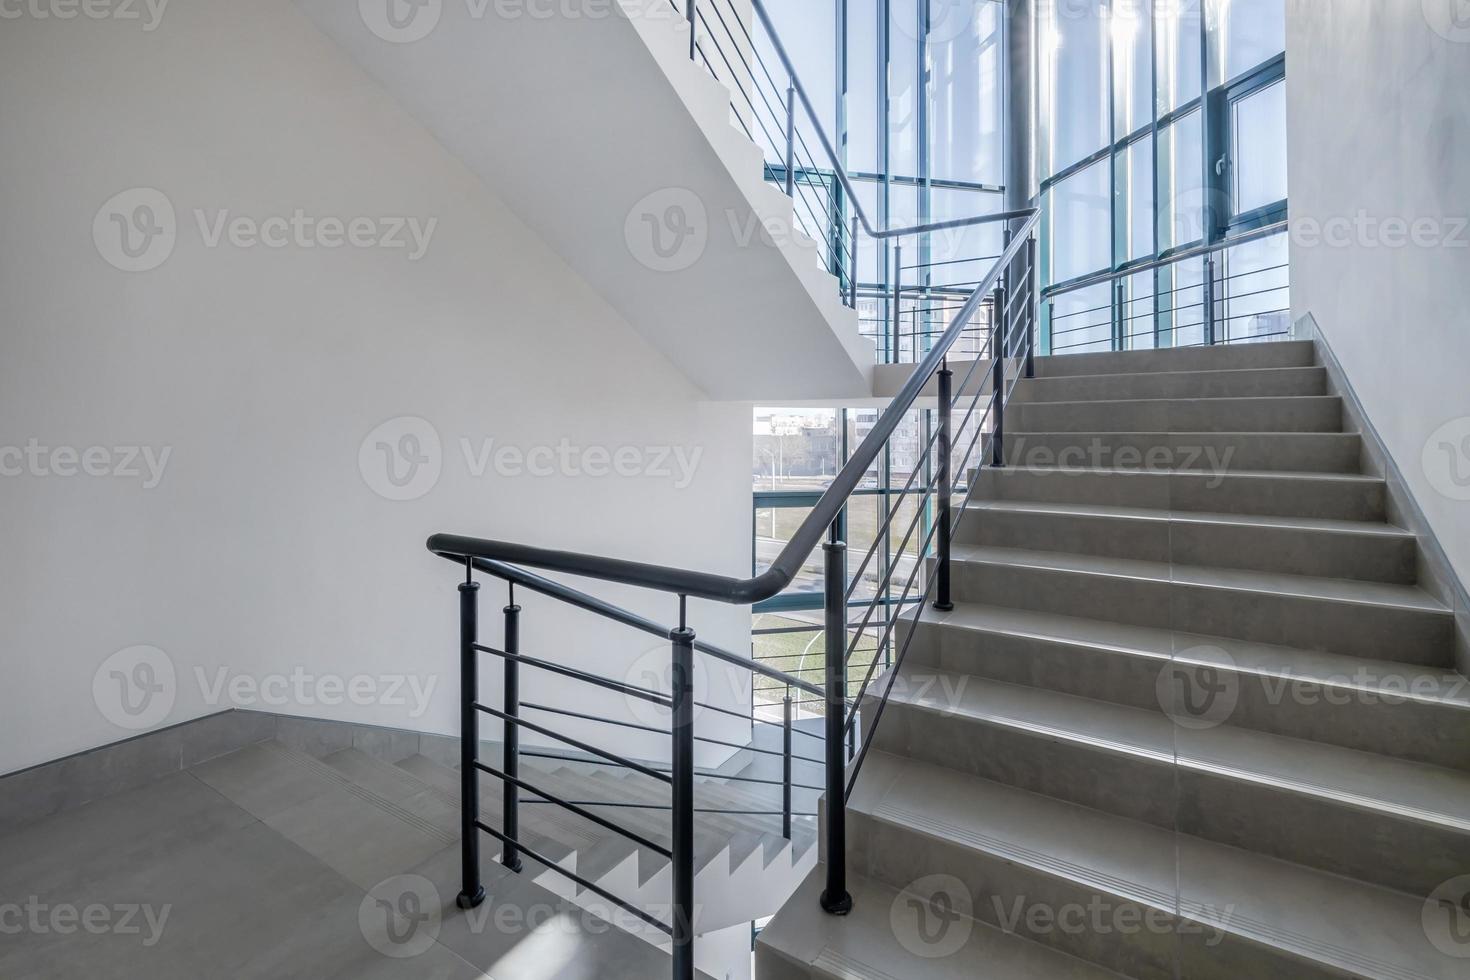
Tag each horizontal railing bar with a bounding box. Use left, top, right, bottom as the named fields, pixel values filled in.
left=517, top=749, right=825, bottom=789
left=474, top=702, right=672, bottom=785
left=523, top=800, right=818, bottom=817
left=1043, top=221, right=1289, bottom=299
left=474, top=760, right=672, bottom=859
left=475, top=645, right=672, bottom=707
left=474, top=819, right=672, bottom=936
left=519, top=701, right=824, bottom=765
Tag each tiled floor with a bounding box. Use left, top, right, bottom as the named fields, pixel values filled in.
left=0, top=742, right=683, bottom=979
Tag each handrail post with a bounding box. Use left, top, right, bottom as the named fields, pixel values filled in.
left=935, top=359, right=955, bottom=612
left=1025, top=236, right=1038, bottom=379
left=456, top=569, right=486, bottom=910
left=781, top=691, right=793, bottom=839
left=501, top=587, right=524, bottom=873
left=991, top=293, right=1006, bottom=469
left=890, top=244, right=902, bottom=364
left=819, top=526, right=853, bottom=916
left=1203, top=251, right=1217, bottom=346
left=686, top=0, right=697, bottom=61
left=784, top=80, right=796, bottom=198
left=848, top=215, right=859, bottom=309
left=671, top=607, right=697, bottom=980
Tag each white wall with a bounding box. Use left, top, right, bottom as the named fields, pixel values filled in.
left=0, top=0, right=754, bottom=776
left=1286, top=0, right=1470, bottom=585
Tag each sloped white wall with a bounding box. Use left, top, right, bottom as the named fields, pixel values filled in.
left=1285, top=1, right=1470, bottom=587
left=0, top=0, right=754, bottom=776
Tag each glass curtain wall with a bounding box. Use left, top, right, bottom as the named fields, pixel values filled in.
left=756, top=0, right=1009, bottom=363
left=1038, top=0, right=1289, bottom=355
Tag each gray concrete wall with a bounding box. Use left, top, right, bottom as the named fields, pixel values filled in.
left=1286, top=0, right=1470, bottom=585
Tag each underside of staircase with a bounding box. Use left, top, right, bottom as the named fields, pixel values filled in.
left=757, top=339, right=1470, bottom=980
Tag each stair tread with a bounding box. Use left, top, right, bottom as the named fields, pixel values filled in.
left=950, top=543, right=1450, bottom=614
left=851, top=751, right=1463, bottom=980
left=881, top=666, right=1470, bottom=829
left=1023, top=364, right=1324, bottom=385
left=918, top=602, right=1470, bottom=705
left=1011, top=393, right=1340, bottom=408
left=758, top=865, right=1128, bottom=980
left=966, top=498, right=1414, bottom=537
left=983, top=463, right=1380, bottom=483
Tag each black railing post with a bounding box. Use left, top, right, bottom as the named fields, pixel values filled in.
left=935, top=359, right=955, bottom=611
left=781, top=691, right=793, bottom=839
left=456, top=566, right=486, bottom=910
left=819, top=525, right=853, bottom=915
left=686, top=0, right=697, bottom=61
left=671, top=603, right=697, bottom=980
left=991, top=291, right=1007, bottom=469
left=501, top=586, right=524, bottom=873
left=1025, top=236, right=1038, bottom=379
left=784, top=80, right=797, bottom=198
left=1205, top=251, right=1217, bottom=346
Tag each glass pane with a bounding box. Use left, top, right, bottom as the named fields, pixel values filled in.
left=928, top=0, right=1004, bottom=185
left=1160, top=257, right=1206, bottom=347
left=1121, top=270, right=1158, bottom=349
left=1231, top=80, right=1288, bottom=215
left=1156, top=0, right=1203, bottom=114
left=1116, top=135, right=1155, bottom=262
left=1207, top=0, right=1285, bottom=86
left=1112, top=0, right=1153, bottom=137
left=1048, top=158, right=1112, bottom=285
left=1157, top=108, right=1204, bottom=250
left=889, top=0, right=922, bottom=179
left=1041, top=0, right=1109, bottom=176
left=846, top=0, right=880, bottom=173
left=1048, top=283, right=1113, bottom=355
left=1218, top=231, right=1290, bottom=343
left=753, top=409, right=841, bottom=490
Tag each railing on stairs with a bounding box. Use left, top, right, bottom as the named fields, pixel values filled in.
left=429, top=207, right=1039, bottom=977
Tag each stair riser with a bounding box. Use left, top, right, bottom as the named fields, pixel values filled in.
left=868, top=696, right=1469, bottom=896
left=975, top=469, right=1387, bottom=522
left=960, top=508, right=1418, bottom=583
left=1004, top=432, right=1363, bottom=474
left=846, top=808, right=1346, bottom=980
left=1015, top=367, right=1327, bottom=403
left=949, top=560, right=1454, bottom=666
left=1011, top=397, right=1342, bottom=434
left=902, top=620, right=1470, bottom=771
left=1035, top=341, right=1316, bottom=379
left=751, top=946, right=811, bottom=980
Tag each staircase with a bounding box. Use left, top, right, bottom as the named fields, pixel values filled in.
left=757, top=340, right=1470, bottom=979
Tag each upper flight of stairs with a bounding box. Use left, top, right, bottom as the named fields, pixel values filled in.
left=296, top=0, right=873, bottom=400
left=758, top=340, right=1470, bottom=980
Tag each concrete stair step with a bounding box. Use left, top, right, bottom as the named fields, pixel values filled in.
left=1003, top=430, right=1363, bottom=474
left=845, top=751, right=1464, bottom=980
left=1011, top=395, right=1342, bottom=433
left=947, top=543, right=1455, bottom=666
left=1015, top=365, right=1327, bottom=403
left=973, top=465, right=1386, bottom=521
left=867, top=665, right=1470, bottom=895
left=900, top=603, right=1470, bottom=771
left=1033, top=340, right=1316, bottom=378
left=755, top=865, right=1129, bottom=980
left=961, top=499, right=1418, bottom=583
